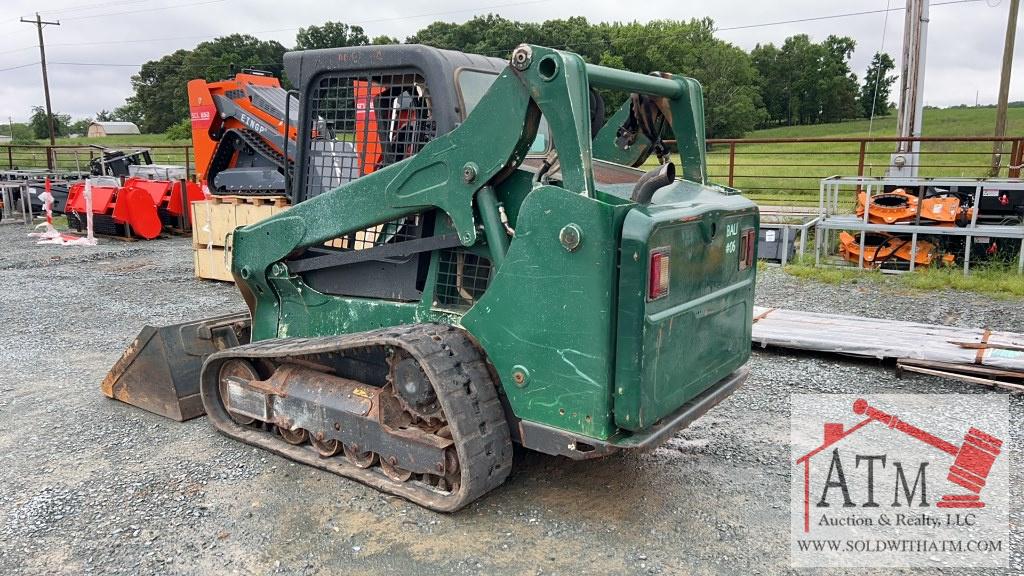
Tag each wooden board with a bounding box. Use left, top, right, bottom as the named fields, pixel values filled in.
left=191, top=196, right=289, bottom=249
left=193, top=245, right=233, bottom=282
left=752, top=306, right=1024, bottom=374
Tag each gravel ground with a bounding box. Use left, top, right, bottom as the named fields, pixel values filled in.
left=0, top=223, right=1020, bottom=576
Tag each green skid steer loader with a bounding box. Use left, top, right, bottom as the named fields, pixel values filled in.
left=102, top=44, right=758, bottom=511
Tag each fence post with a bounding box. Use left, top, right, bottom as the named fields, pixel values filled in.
left=727, top=141, right=736, bottom=187
left=1010, top=138, right=1022, bottom=179
left=6, top=146, right=12, bottom=169
left=184, top=145, right=191, bottom=181
left=857, top=140, right=867, bottom=176
left=46, top=145, right=54, bottom=171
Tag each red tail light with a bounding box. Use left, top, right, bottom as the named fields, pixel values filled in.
left=648, top=248, right=670, bottom=301
left=739, top=228, right=756, bottom=270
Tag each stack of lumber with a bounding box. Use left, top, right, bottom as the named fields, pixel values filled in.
left=751, top=306, right=1024, bottom=392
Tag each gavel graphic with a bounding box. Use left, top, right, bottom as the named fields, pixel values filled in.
left=853, top=398, right=1003, bottom=509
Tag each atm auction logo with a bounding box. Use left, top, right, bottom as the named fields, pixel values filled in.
left=790, top=394, right=1009, bottom=568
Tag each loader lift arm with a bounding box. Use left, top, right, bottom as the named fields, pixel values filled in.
left=232, top=45, right=709, bottom=333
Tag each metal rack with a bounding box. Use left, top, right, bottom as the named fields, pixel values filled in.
left=815, top=176, right=1024, bottom=274
left=758, top=211, right=819, bottom=265
left=0, top=182, right=34, bottom=224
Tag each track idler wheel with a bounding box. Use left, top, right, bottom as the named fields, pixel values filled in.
left=217, top=359, right=258, bottom=426
left=389, top=350, right=443, bottom=424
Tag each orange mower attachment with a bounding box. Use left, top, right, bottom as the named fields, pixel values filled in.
left=838, top=231, right=955, bottom=268
left=855, top=188, right=969, bottom=226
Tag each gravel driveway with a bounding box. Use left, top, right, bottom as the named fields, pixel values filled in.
left=0, top=224, right=1019, bottom=575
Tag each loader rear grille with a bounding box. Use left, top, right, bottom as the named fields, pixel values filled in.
left=303, top=70, right=435, bottom=200
left=435, top=249, right=491, bottom=310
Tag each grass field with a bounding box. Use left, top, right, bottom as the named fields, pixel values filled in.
left=782, top=257, right=1024, bottom=299
left=51, top=134, right=192, bottom=147
left=7, top=134, right=192, bottom=171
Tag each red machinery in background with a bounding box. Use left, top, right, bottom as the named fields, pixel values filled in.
left=65, top=177, right=204, bottom=240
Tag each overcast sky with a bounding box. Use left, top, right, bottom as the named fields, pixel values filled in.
left=0, top=0, right=1020, bottom=123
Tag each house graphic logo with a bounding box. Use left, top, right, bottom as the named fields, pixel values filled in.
left=789, top=394, right=1009, bottom=568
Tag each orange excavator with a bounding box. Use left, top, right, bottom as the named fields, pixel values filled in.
left=188, top=70, right=425, bottom=199
left=188, top=70, right=300, bottom=195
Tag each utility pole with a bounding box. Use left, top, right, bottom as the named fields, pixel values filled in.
left=889, top=0, right=929, bottom=178
left=20, top=12, right=60, bottom=169
left=990, top=0, right=1020, bottom=176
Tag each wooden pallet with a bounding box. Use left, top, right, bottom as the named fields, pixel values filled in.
left=192, top=195, right=291, bottom=281
left=193, top=246, right=234, bottom=282
left=207, top=194, right=289, bottom=207
left=192, top=196, right=290, bottom=249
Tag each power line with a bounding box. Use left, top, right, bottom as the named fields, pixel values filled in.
left=0, top=45, right=38, bottom=56
left=60, top=0, right=229, bottom=22
left=868, top=0, right=895, bottom=139
left=36, top=0, right=159, bottom=16
left=0, top=61, right=39, bottom=72
left=715, top=0, right=984, bottom=32
left=28, top=0, right=555, bottom=51
left=1, top=0, right=999, bottom=71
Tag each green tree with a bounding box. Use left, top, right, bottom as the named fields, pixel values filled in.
left=113, top=101, right=144, bottom=126
left=164, top=118, right=192, bottom=140
left=94, top=109, right=116, bottom=121
left=4, top=122, right=36, bottom=143
left=751, top=34, right=860, bottom=126
left=408, top=15, right=601, bottom=61
left=859, top=52, right=897, bottom=117
left=69, top=118, right=93, bottom=135
left=818, top=36, right=859, bottom=122
left=599, top=19, right=765, bottom=138
left=29, top=106, right=71, bottom=139
left=295, top=22, right=370, bottom=50
left=122, top=49, right=190, bottom=133
left=750, top=43, right=785, bottom=127
left=371, top=35, right=400, bottom=45
left=123, top=35, right=286, bottom=133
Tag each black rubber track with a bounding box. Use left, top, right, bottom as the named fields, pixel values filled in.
left=199, top=323, right=513, bottom=512
left=208, top=128, right=293, bottom=197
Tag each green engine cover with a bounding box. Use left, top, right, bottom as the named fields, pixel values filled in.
left=613, top=182, right=757, bottom=431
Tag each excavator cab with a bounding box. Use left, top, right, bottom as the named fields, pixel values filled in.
left=105, top=44, right=758, bottom=512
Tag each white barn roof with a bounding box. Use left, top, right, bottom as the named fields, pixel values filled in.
left=90, top=121, right=140, bottom=135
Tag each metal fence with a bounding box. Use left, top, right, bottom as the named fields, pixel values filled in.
left=3, top=136, right=1022, bottom=208
left=703, top=136, right=1024, bottom=208
left=1, top=144, right=193, bottom=177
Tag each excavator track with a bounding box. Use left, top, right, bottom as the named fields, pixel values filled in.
left=199, top=323, right=513, bottom=512
left=208, top=128, right=293, bottom=196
